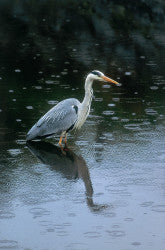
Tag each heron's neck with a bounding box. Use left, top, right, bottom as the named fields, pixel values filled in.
left=82, top=77, right=93, bottom=107
left=74, top=76, right=93, bottom=130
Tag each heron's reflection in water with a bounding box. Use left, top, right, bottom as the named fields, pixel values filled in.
left=27, top=141, right=108, bottom=212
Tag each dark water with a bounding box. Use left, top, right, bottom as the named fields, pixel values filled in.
left=0, top=34, right=165, bottom=249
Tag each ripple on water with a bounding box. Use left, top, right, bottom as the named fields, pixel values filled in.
left=124, top=123, right=142, bottom=131
left=140, top=201, right=154, bottom=207
left=121, top=118, right=130, bottom=123
left=102, top=84, right=111, bottom=89
left=111, top=116, right=119, bottom=121
left=112, top=224, right=120, bottom=229
left=94, top=143, right=104, bottom=150
left=26, top=106, right=33, bottom=110
left=102, top=110, right=115, bottom=116
left=106, top=230, right=126, bottom=237
left=105, top=187, right=131, bottom=196
left=132, top=242, right=141, bottom=246
left=47, top=100, right=58, bottom=105
left=67, top=212, right=76, bottom=217
left=108, top=103, right=116, bottom=107
left=0, top=240, right=18, bottom=248
left=125, top=71, right=132, bottom=76
left=145, top=108, right=158, bottom=116
left=39, top=220, right=53, bottom=227
left=99, top=132, right=114, bottom=141
left=150, top=86, right=158, bottom=90
left=151, top=205, right=165, bottom=213
left=34, top=85, right=42, bottom=89
left=67, top=242, right=87, bottom=250
left=16, top=119, right=21, bottom=122
left=15, top=139, right=26, bottom=145
left=124, top=218, right=134, bottom=222
left=29, top=207, right=50, bottom=218
left=72, top=198, right=85, bottom=204
left=7, top=149, right=22, bottom=156
left=76, top=141, right=89, bottom=146
left=15, top=69, right=21, bottom=73
left=94, top=97, right=103, bottom=102
left=103, top=212, right=116, bottom=218
left=43, top=223, right=70, bottom=237
left=45, top=80, right=55, bottom=84
left=56, top=230, right=69, bottom=236
left=112, top=97, right=120, bottom=102
left=0, top=210, right=15, bottom=219
left=47, top=228, right=55, bottom=232
left=84, top=231, right=101, bottom=238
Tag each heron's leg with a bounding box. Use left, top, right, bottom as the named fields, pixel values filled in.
left=58, top=133, right=64, bottom=146
left=64, top=133, right=67, bottom=145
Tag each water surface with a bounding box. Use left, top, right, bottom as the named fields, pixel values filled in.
left=0, top=30, right=165, bottom=250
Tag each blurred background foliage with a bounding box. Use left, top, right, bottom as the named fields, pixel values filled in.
left=0, top=0, right=165, bottom=81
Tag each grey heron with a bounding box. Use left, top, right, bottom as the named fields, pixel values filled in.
left=26, top=70, right=119, bottom=145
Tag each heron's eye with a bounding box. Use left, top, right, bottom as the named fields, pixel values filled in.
left=91, top=71, right=101, bottom=77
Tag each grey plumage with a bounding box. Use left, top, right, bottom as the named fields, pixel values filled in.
left=26, top=98, right=80, bottom=141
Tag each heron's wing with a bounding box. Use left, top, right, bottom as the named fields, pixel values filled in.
left=27, top=98, right=80, bottom=140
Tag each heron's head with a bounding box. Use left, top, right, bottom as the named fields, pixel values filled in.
left=88, top=70, right=119, bottom=85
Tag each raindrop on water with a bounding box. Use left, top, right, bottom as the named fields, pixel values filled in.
left=111, top=116, right=119, bottom=121
left=102, top=110, right=115, bottom=115
left=47, top=100, right=58, bottom=105
left=15, top=69, right=21, bottom=73
left=125, top=71, right=132, bottom=76
left=108, top=103, right=116, bottom=107
left=45, top=80, right=54, bottom=84
left=150, top=86, right=158, bottom=90
left=61, top=71, right=68, bottom=75
left=102, top=84, right=111, bottom=89
left=26, top=106, right=33, bottom=110
left=112, top=97, right=120, bottom=102
left=34, top=86, right=42, bottom=89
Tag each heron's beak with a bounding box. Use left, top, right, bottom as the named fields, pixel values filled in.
left=101, top=75, right=119, bottom=85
